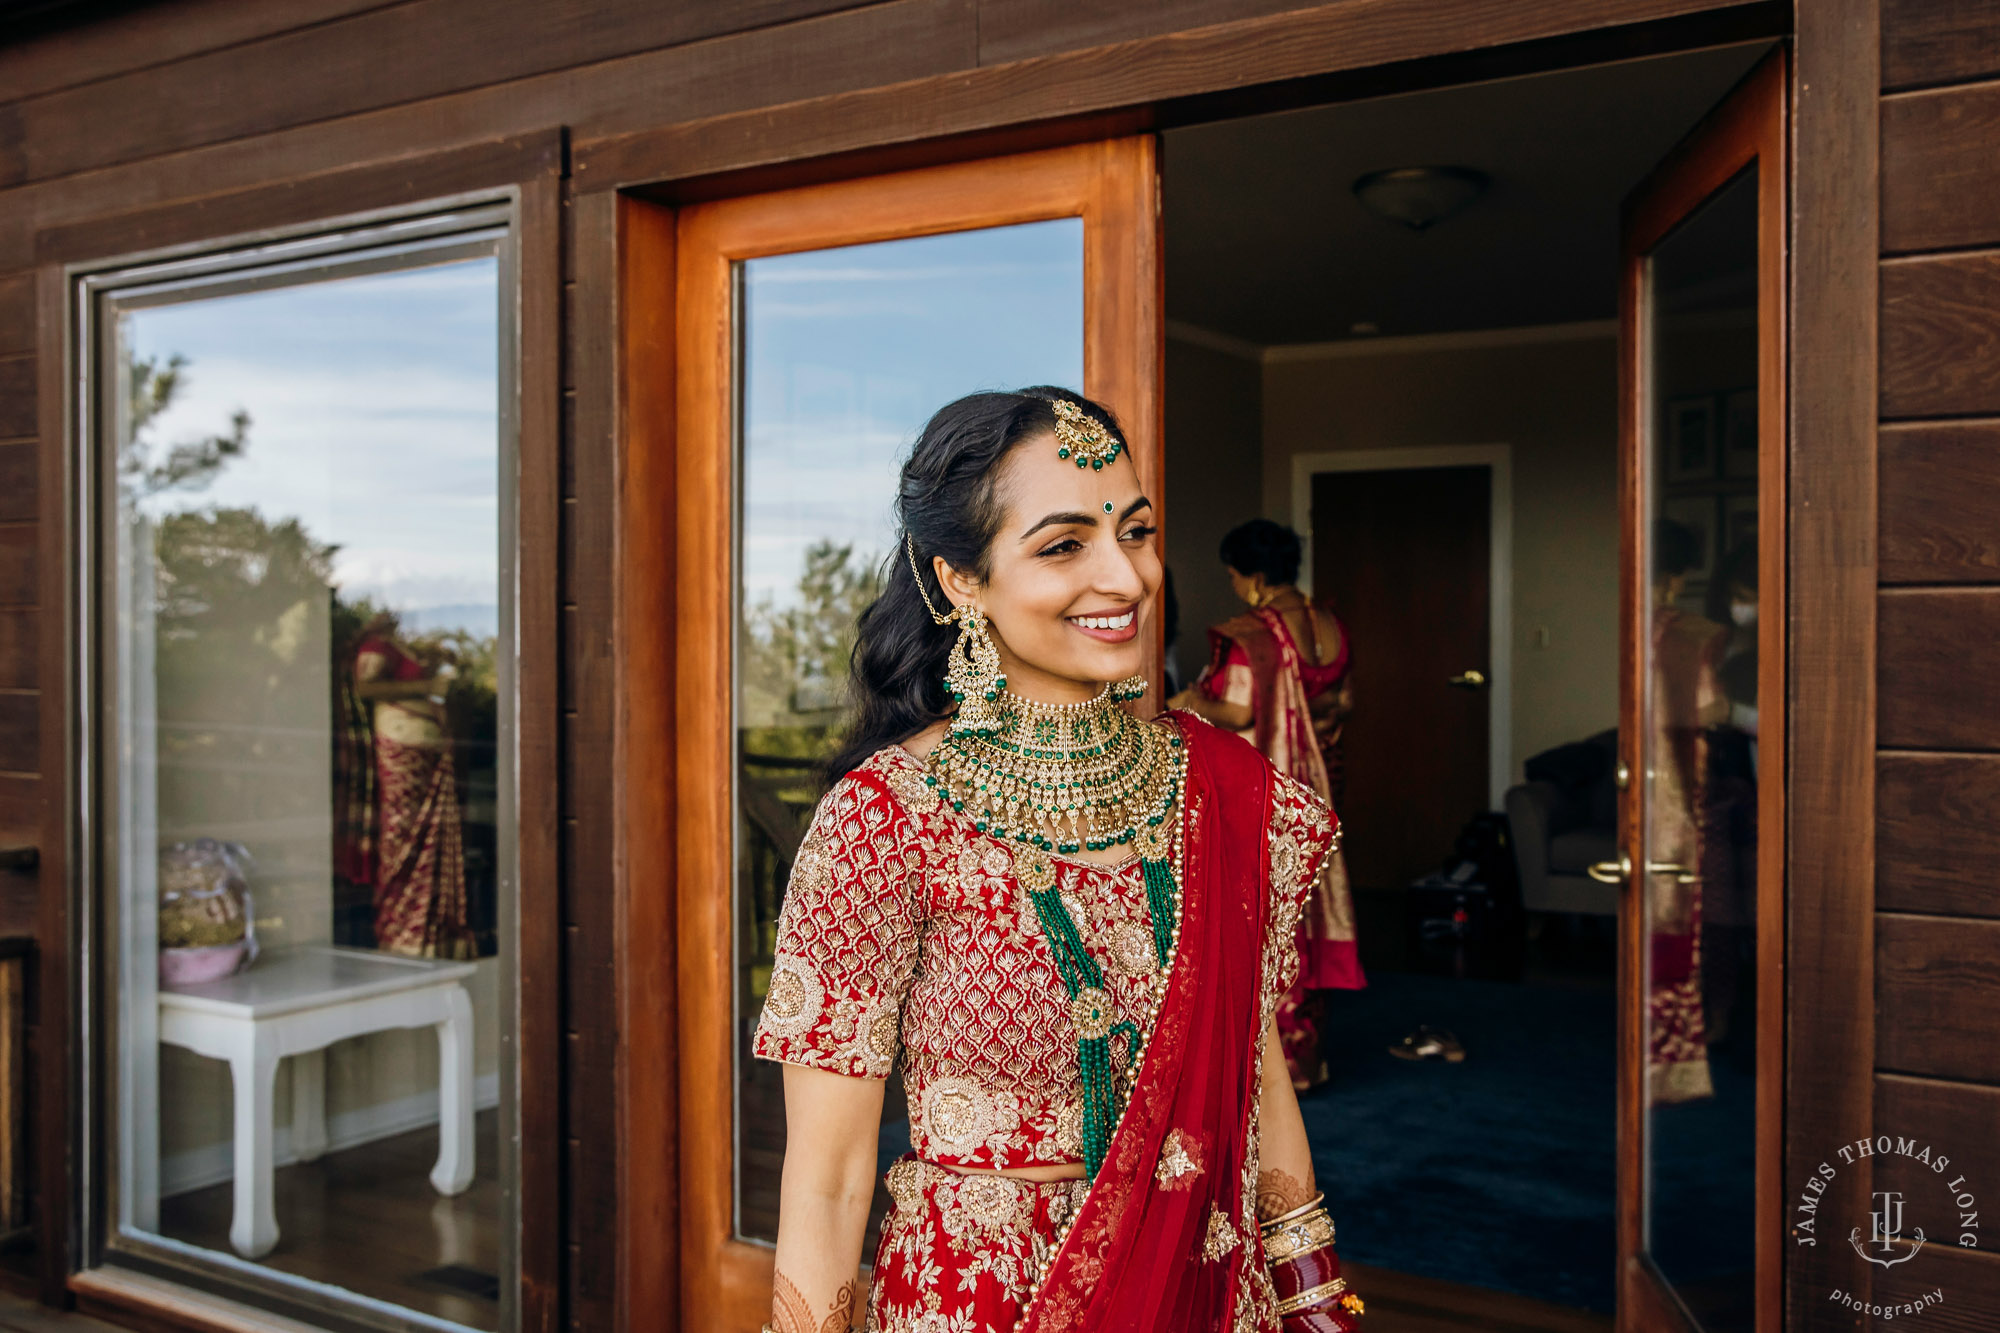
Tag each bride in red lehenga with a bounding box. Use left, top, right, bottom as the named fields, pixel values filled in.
left=754, top=390, right=1363, bottom=1333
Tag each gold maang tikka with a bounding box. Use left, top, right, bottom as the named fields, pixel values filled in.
left=1052, top=399, right=1124, bottom=471
left=906, top=534, right=1007, bottom=736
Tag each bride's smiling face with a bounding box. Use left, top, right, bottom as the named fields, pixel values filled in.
left=934, top=432, right=1161, bottom=702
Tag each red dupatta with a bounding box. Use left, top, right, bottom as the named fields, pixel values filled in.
left=1017, top=716, right=1278, bottom=1333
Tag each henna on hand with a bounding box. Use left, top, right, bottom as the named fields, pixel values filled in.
left=1256, top=1165, right=1319, bottom=1222
left=771, top=1272, right=857, bottom=1333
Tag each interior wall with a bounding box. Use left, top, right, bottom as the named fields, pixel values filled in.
left=1163, top=336, right=1264, bottom=690
left=1260, top=330, right=1620, bottom=783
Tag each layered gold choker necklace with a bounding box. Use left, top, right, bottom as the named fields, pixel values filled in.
left=922, top=682, right=1184, bottom=856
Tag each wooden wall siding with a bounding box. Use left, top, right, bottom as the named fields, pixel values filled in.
left=0, top=0, right=396, bottom=104
left=0, top=696, right=34, bottom=791
left=1876, top=914, right=2000, bottom=1084
left=1879, top=423, right=2000, bottom=581
left=1877, top=590, right=2000, bottom=748
left=1876, top=9, right=2000, bottom=1324
left=572, top=0, right=1750, bottom=191
left=0, top=358, right=33, bottom=441
left=1882, top=0, right=2000, bottom=90
left=0, top=0, right=977, bottom=272
left=0, top=274, right=31, bottom=351
left=0, top=530, right=34, bottom=609
left=0, top=446, right=36, bottom=528
left=975, top=0, right=1328, bottom=64
left=1880, top=254, right=2000, bottom=418
left=1875, top=1070, right=2000, bottom=1162
left=1877, top=754, right=2000, bottom=918
left=0, top=0, right=876, bottom=189
left=1882, top=82, right=2000, bottom=252
left=0, top=614, right=34, bottom=694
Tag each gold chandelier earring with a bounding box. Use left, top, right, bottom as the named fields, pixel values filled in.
left=907, top=535, right=1008, bottom=736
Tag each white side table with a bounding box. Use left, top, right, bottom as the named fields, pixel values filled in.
left=159, top=945, right=477, bottom=1259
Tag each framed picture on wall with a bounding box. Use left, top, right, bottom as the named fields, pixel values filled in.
left=1665, top=394, right=1717, bottom=482
left=1662, top=493, right=1717, bottom=583
left=1721, top=387, right=1758, bottom=479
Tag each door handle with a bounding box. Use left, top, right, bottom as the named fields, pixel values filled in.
left=1447, top=669, right=1487, bottom=689
left=1586, top=856, right=1699, bottom=886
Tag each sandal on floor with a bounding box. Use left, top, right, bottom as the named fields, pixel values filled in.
left=1389, top=1024, right=1467, bottom=1062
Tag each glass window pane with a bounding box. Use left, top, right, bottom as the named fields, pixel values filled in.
left=733, top=219, right=1084, bottom=1242
left=1641, top=164, right=1758, bottom=1332
left=103, top=239, right=511, bottom=1330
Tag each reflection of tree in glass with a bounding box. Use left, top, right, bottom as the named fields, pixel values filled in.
left=740, top=540, right=883, bottom=751
left=739, top=542, right=884, bottom=989
left=122, top=352, right=249, bottom=499
left=151, top=506, right=339, bottom=894
left=154, top=508, right=334, bottom=641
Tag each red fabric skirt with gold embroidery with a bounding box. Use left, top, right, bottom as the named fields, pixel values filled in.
left=868, top=1155, right=1088, bottom=1333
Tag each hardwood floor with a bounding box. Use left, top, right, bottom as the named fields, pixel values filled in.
left=1344, top=1259, right=1614, bottom=1333
left=155, top=1108, right=502, bottom=1329
left=0, top=1288, right=123, bottom=1331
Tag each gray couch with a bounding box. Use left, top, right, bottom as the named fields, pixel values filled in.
left=1504, top=730, right=1621, bottom=916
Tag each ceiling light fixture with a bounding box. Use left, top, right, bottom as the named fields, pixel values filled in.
left=1352, top=165, right=1490, bottom=232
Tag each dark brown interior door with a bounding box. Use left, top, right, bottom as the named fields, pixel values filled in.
left=1615, top=47, right=1785, bottom=1333
left=1312, top=464, right=1490, bottom=891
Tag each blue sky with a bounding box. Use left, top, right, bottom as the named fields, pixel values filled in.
left=741, top=218, right=1083, bottom=607
left=124, top=256, right=500, bottom=634
left=120, top=220, right=1083, bottom=633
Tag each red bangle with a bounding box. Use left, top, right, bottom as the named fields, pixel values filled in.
left=1266, top=1237, right=1363, bottom=1330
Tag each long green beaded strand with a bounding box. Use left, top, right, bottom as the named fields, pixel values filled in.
left=1022, top=818, right=1180, bottom=1181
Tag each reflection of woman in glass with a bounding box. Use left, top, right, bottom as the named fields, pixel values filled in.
left=346, top=613, right=475, bottom=960
left=1648, top=521, right=1726, bottom=1104
left=1700, top=543, right=1760, bottom=1057
left=1166, top=520, right=1364, bottom=1092
left=755, top=391, right=1363, bottom=1333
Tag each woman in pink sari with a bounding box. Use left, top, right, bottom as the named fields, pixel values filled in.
left=1169, top=520, right=1366, bottom=1092
left=755, top=391, right=1362, bottom=1333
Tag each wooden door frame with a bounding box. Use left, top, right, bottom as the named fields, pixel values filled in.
left=615, top=138, right=1161, bottom=1331
left=1290, top=445, right=1513, bottom=809
left=1615, top=45, right=1787, bottom=1333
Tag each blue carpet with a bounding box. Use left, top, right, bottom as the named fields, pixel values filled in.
left=1302, top=971, right=1619, bottom=1313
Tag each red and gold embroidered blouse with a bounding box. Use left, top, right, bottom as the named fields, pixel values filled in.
left=752, top=715, right=1336, bottom=1172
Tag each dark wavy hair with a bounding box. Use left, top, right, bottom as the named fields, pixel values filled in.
left=822, top=385, right=1131, bottom=786
left=1218, top=518, right=1302, bottom=586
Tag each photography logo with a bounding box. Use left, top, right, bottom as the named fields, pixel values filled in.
left=1795, top=1134, right=1980, bottom=1321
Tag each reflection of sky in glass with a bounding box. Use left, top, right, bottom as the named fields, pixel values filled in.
left=125, top=257, right=499, bottom=634
left=741, top=219, right=1083, bottom=607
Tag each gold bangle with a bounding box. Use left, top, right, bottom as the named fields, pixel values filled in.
left=1273, top=1276, right=1348, bottom=1317
left=1258, top=1191, right=1327, bottom=1234
left=1261, top=1205, right=1335, bottom=1260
